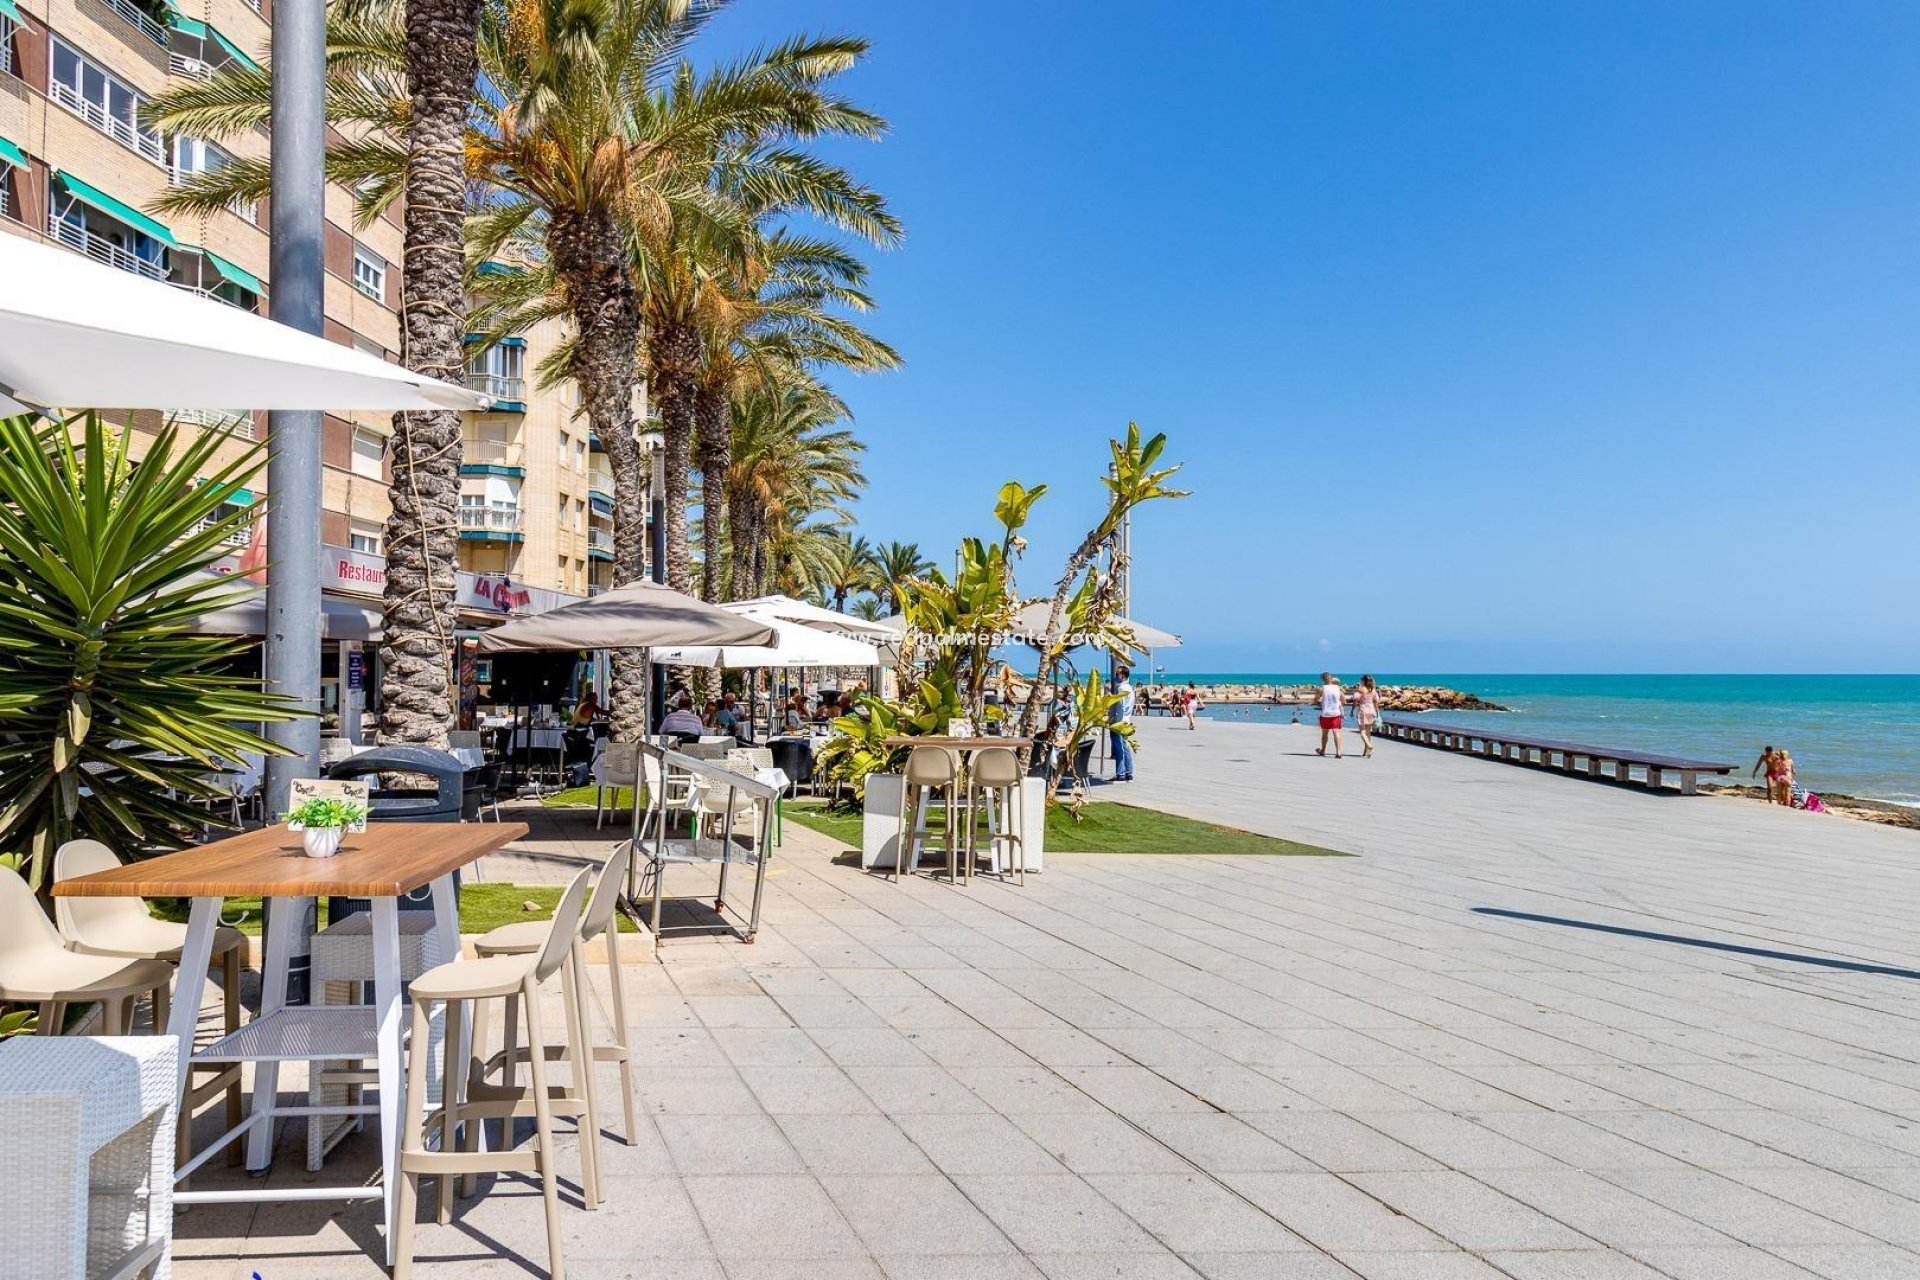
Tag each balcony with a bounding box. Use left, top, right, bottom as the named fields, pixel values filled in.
left=167, top=52, right=211, bottom=79
left=49, top=81, right=166, bottom=164
left=465, top=373, right=525, bottom=409
left=191, top=511, right=254, bottom=548
left=104, top=0, right=169, bottom=46
left=168, top=166, right=256, bottom=223
left=459, top=502, right=523, bottom=543
left=587, top=528, right=613, bottom=560
left=50, top=218, right=167, bottom=281
left=169, top=408, right=255, bottom=438
left=460, top=440, right=524, bottom=477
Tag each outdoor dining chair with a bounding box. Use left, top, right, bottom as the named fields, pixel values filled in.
left=53, top=840, right=248, bottom=1168
left=0, top=865, right=173, bottom=1037
left=896, top=746, right=961, bottom=882
left=964, top=746, right=1029, bottom=886
left=392, top=866, right=595, bottom=1280
left=468, top=842, right=637, bottom=1175
left=592, top=741, right=641, bottom=830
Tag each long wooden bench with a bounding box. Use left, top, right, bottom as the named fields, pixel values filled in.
left=1375, top=718, right=1734, bottom=795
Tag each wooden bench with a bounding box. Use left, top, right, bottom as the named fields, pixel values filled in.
left=1375, top=718, right=1734, bottom=795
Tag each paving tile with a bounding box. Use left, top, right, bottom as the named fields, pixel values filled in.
left=879, top=1256, right=1047, bottom=1280
left=1767, top=1245, right=1920, bottom=1279
left=777, top=1113, right=939, bottom=1176
left=1181, top=1254, right=1361, bottom=1279
left=1624, top=1247, right=1827, bottom=1279
left=1082, top=1173, right=1308, bottom=1252
left=1596, top=1170, right=1877, bottom=1246
left=1011, top=1110, right=1192, bottom=1174
left=1242, top=1111, right=1441, bottom=1174
left=683, top=1174, right=866, bottom=1259
left=954, top=1174, right=1166, bottom=1254
left=1345, top=1170, right=1594, bottom=1251
left=1126, top=1112, right=1315, bottom=1173
left=845, top=1064, right=996, bottom=1114
left=656, top=1113, right=805, bottom=1176
left=737, top=1065, right=879, bottom=1115
left=1219, top=1173, right=1454, bottom=1252
left=822, top=1173, right=1014, bottom=1256
left=810, top=1027, right=940, bottom=1067
left=1326, top=1252, right=1514, bottom=1279
left=1477, top=1250, right=1668, bottom=1278
left=897, top=1111, right=1069, bottom=1174
left=1029, top=1251, right=1206, bottom=1278
left=561, top=1175, right=714, bottom=1258
left=632, top=1066, right=762, bottom=1116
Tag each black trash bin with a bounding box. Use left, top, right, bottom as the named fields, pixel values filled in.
left=323, top=745, right=477, bottom=922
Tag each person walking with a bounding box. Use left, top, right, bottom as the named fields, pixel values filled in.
left=1354, top=674, right=1381, bottom=758
left=1110, top=666, right=1136, bottom=782
left=1315, top=672, right=1345, bottom=758
left=1182, top=681, right=1200, bottom=730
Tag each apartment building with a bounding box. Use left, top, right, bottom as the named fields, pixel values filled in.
left=459, top=312, right=618, bottom=600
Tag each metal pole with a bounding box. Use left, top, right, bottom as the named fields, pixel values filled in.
left=649, top=442, right=667, bottom=726
left=261, top=0, right=326, bottom=1005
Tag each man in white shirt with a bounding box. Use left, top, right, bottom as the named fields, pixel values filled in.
left=658, top=694, right=706, bottom=739
left=1109, top=666, right=1135, bottom=782
left=1316, top=672, right=1345, bottom=759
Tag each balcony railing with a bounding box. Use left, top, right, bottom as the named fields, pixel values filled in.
left=587, top=528, right=613, bottom=553
left=103, top=0, right=168, bottom=46
left=51, top=218, right=168, bottom=281
left=169, top=408, right=255, bottom=437
left=49, top=81, right=166, bottom=163
left=465, top=372, right=525, bottom=403
left=459, top=503, right=522, bottom=534
left=167, top=167, right=257, bottom=224
left=191, top=512, right=254, bottom=547
left=462, top=440, right=523, bottom=468
left=587, top=585, right=607, bottom=597
left=167, top=52, right=211, bottom=80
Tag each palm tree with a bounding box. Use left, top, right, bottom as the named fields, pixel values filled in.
left=723, top=381, right=865, bottom=599
left=815, top=532, right=873, bottom=611
left=691, top=227, right=899, bottom=603
left=848, top=594, right=888, bottom=622
left=149, top=1, right=475, bottom=745
left=867, top=539, right=935, bottom=612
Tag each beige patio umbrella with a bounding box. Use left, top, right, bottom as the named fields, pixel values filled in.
left=475, top=579, right=778, bottom=653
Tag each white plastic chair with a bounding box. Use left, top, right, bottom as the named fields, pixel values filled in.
left=0, top=866, right=173, bottom=1035
left=593, top=741, right=641, bottom=830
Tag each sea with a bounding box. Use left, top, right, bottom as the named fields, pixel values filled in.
left=1167, top=674, right=1920, bottom=806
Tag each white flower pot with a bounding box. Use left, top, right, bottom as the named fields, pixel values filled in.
left=859, top=772, right=1046, bottom=873
left=302, top=825, right=345, bottom=859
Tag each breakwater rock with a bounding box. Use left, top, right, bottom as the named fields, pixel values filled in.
left=1158, top=683, right=1508, bottom=713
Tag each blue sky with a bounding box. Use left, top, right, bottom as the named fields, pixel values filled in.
left=708, top=1, right=1920, bottom=673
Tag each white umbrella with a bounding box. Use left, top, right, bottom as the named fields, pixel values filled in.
left=654, top=606, right=879, bottom=669
left=475, top=579, right=777, bottom=653
left=727, top=593, right=897, bottom=641
left=0, top=233, right=489, bottom=413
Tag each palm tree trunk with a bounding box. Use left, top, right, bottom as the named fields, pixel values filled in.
left=377, top=0, right=481, bottom=748
left=649, top=320, right=700, bottom=597
left=549, top=208, right=649, bottom=743
left=694, top=384, right=731, bottom=603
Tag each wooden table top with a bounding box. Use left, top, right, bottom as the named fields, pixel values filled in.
left=882, top=736, right=1028, bottom=750
left=51, top=822, right=530, bottom=899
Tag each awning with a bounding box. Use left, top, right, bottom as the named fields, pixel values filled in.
left=197, top=591, right=381, bottom=641
left=54, top=170, right=177, bottom=248
left=166, top=13, right=261, bottom=72
left=0, top=134, right=25, bottom=171
left=202, top=248, right=264, bottom=295
left=0, top=0, right=23, bottom=24
left=654, top=606, right=879, bottom=670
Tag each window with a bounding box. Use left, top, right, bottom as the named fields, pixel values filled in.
left=350, top=427, right=384, bottom=479
left=50, top=40, right=162, bottom=163
left=573, top=499, right=584, bottom=533
left=352, top=334, right=386, bottom=362
left=351, top=245, right=385, bottom=300
left=1, top=15, right=15, bottom=77
left=466, top=341, right=525, bottom=402
left=558, top=432, right=571, bottom=465
left=575, top=440, right=586, bottom=470
left=348, top=520, right=382, bottom=555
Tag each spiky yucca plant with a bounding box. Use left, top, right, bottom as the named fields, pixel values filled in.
left=0, top=412, right=299, bottom=889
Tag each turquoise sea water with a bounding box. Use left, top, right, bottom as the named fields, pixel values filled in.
left=1169, top=674, right=1920, bottom=805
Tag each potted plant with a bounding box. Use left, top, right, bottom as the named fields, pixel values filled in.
left=286, top=797, right=368, bottom=859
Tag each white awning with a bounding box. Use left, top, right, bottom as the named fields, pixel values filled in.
left=653, top=606, right=880, bottom=670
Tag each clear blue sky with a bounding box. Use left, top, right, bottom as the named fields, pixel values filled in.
left=709, top=1, right=1920, bottom=674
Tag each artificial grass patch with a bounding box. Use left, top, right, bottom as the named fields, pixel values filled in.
left=149, top=882, right=637, bottom=935
left=782, top=798, right=1344, bottom=856
left=541, top=784, right=634, bottom=809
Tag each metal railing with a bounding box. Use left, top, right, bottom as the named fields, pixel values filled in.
left=458, top=503, right=522, bottom=534
left=587, top=585, right=607, bottom=597
left=169, top=408, right=255, bottom=437
left=49, top=80, right=166, bottom=163
left=50, top=218, right=168, bottom=280
left=465, top=372, right=525, bottom=402
left=103, top=0, right=168, bottom=45
left=191, top=512, right=255, bottom=547
left=587, top=528, right=613, bottom=553
left=167, top=52, right=211, bottom=80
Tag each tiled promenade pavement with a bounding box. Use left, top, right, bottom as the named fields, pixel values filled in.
left=175, top=716, right=1920, bottom=1279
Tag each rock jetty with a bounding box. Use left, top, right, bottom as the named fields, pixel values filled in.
left=1151, top=683, right=1508, bottom=713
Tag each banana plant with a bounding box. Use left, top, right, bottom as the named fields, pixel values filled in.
left=0, top=412, right=300, bottom=889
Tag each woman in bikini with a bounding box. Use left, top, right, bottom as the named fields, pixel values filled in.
left=1770, top=749, right=1796, bottom=807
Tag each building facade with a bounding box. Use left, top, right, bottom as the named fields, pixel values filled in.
left=0, top=0, right=621, bottom=735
